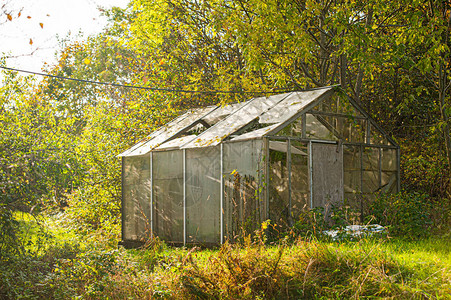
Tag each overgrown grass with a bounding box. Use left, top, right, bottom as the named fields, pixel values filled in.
left=1, top=214, right=450, bottom=299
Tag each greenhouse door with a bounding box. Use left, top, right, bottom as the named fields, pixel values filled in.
left=311, top=142, right=343, bottom=212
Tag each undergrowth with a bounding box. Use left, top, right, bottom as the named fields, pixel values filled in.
left=1, top=202, right=450, bottom=300
left=1, top=216, right=450, bottom=299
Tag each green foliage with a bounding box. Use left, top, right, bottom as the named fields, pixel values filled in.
left=292, top=207, right=328, bottom=238
left=368, top=191, right=433, bottom=239
left=64, top=186, right=120, bottom=233
left=0, top=72, right=78, bottom=257
left=180, top=241, right=285, bottom=299
left=1, top=0, right=451, bottom=297
left=176, top=238, right=451, bottom=299
left=291, top=204, right=362, bottom=240
left=401, top=139, right=450, bottom=198
left=1, top=213, right=450, bottom=299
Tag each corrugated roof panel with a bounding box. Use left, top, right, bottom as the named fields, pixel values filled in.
left=259, top=87, right=333, bottom=124
left=181, top=93, right=292, bottom=149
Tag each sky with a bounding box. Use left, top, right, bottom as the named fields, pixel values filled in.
left=1, top=0, right=129, bottom=74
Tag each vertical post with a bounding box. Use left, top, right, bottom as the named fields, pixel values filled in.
left=150, top=152, right=153, bottom=239
left=183, top=149, right=187, bottom=246
left=360, top=145, right=364, bottom=192
left=301, top=113, right=307, bottom=139
left=396, top=147, right=401, bottom=193
left=366, top=120, right=371, bottom=144
left=121, top=156, right=125, bottom=242
left=220, top=143, right=224, bottom=244
left=287, top=138, right=292, bottom=225
left=308, top=141, right=313, bottom=209
left=378, top=147, right=382, bottom=190
left=360, top=144, right=364, bottom=223
left=264, top=138, right=270, bottom=220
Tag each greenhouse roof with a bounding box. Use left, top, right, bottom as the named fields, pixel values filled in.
left=119, top=85, right=396, bottom=157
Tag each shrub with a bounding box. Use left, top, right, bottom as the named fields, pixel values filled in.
left=64, top=185, right=120, bottom=233
left=367, top=191, right=433, bottom=238
left=291, top=204, right=362, bottom=240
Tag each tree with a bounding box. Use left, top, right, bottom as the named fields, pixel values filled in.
left=401, top=0, right=451, bottom=169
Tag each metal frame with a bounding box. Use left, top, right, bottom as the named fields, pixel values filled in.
left=183, top=149, right=187, bottom=245
left=308, top=141, right=313, bottom=208
left=396, top=147, right=401, bottom=192
left=287, top=138, right=292, bottom=225
left=150, top=152, right=153, bottom=239
left=120, top=86, right=401, bottom=246
left=267, top=88, right=336, bottom=137
left=264, top=137, right=270, bottom=220
left=378, top=148, right=382, bottom=189
left=309, top=110, right=367, bottom=120
left=220, top=143, right=224, bottom=244
left=121, top=157, right=125, bottom=240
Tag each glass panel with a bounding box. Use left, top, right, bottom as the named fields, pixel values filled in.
left=259, top=88, right=333, bottom=124
left=305, top=113, right=338, bottom=141
left=343, top=145, right=362, bottom=210
left=155, top=135, right=197, bottom=150
left=313, top=91, right=364, bottom=117
left=269, top=146, right=290, bottom=228
left=203, top=101, right=249, bottom=125
left=276, top=115, right=303, bottom=137
left=381, top=148, right=398, bottom=193
left=311, top=143, right=344, bottom=214
left=306, top=93, right=368, bottom=143
left=333, top=116, right=366, bottom=143
left=381, top=171, right=398, bottom=193
left=122, top=155, right=151, bottom=241
left=362, top=147, right=380, bottom=194
left=125, top=107, right=216, bottom=156
left=290, top=141, right=309, bottom=219
left=382, top=148, right=397, bottom=171
left=223, top=140, right=264, bottom=242
left=152, top=150, right=184, bottom=243
left=183, top=93, right=288, bottom=148
left=186, top=147, right=221, bottom=244
left=231, top=124, right=280, bottom=141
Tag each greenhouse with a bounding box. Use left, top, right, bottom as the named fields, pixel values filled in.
left=118, top=86, right=400, bottom=246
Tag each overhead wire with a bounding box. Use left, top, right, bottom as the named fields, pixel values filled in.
left=0, top=65, right=290, bottom=94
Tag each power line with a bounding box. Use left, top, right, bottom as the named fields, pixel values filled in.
left=0, top=65, right=289, bottom=94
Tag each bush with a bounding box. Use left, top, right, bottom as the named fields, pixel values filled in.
left=367, top=191, right=433, bottom=239
left=291, top=204, right=362, bottom=240
left=64, top=185, right=120, bottom=233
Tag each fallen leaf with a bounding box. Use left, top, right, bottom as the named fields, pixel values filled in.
left=7, top=14, right=12, bottom=21
left=29, top=38, right=33, bottom=45
left=39, top=22, right=44, bottom=28
left=84, top=58, right=91, bottom=65
left=18, top=12, right=21, bottom=17
left=27, top=16, right=31, bottom=19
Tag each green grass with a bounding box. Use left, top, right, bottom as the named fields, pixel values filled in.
left=1, top=214, right=450, bottom=299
